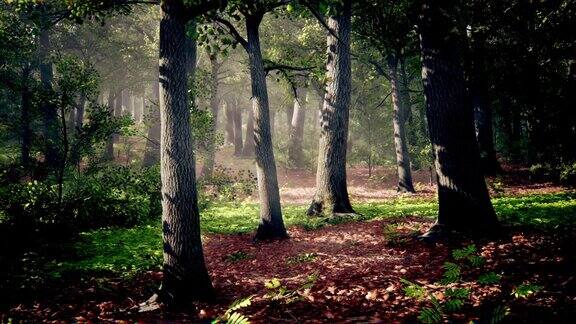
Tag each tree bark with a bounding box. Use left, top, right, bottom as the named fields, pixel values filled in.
left=157, top=3, right=213, bottom=302
left=418, top=0, right=499, bottom=236
left=241, top=107, right=255, bottom=157
left=20, top=64, right=32, bottom=167
left=224, top=100, right=235, bottom=145
left=308, top=1, right=355, bottom=216
left=388, top=55, right=415, bottom=193
left=469, top=31, right=500, bottom=175
left=233, top=103, right=243, bottom=156
left=288, top=87, right=306, bottom=168
left=201, top=55, right=221, bottom=178
left=39, top=27, right=59, bottom=168
left=143, top=81, right=161, bottom=166
left=104, top=91, right=117, bottom=160
left=75, top=96, right=86, bottom=131
left=246, top=14, right=287, bottom=240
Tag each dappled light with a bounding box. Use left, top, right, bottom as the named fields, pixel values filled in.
left=1, top=0, right=574, bottom=322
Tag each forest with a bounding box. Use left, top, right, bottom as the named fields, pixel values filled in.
left=0, top=0, right=575, bottom=322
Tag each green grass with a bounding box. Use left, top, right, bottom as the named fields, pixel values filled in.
left=48, top=192, right=576, bottom=277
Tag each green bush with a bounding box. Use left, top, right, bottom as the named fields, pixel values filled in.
left=0, top=165, right=162, bottom=235
left=559, top=163, right=576, bottom=186
left=198, top=165, right=256, bottom=206
left=528, top=163, right=558, bottom=182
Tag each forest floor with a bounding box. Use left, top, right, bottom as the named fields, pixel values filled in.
left=1, top=159, right=576, bottom=323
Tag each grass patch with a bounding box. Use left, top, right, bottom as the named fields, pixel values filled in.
left=48, top=192, right=576, bottom=277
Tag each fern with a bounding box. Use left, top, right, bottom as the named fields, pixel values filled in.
left=418, top=298, right=443, bottom=324
left=512, top=283, right=543, bottom=298
left=439, top=262, right=461, bottom=284
left=477, top=272, right=501, bottom=285
left=490, top=305, right=510, bottom=324
left=401, top=278, right=427, bottom=300
left=452, top=245, right=476, bottom=260
left=443, top=298, right=464, bottom=313
left=264, top=278, right=281, bottom=289
left=444, top=288, right=470, bottom=299
left=226, top=312, right=250, bottom=324
left=468, top=255, right=486, bottom=267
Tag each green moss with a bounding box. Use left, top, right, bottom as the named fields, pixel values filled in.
left=49, top=192, right=576, bottom=277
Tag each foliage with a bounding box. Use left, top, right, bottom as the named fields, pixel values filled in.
left=225, top=251, right=251, bottom=262
left=559, top=163, right=576, bottom=186
left=198, top=165, right=257, bottom=208
left=264, top=273, right=318, bottom=304
left=37, top=192, right=576, bottom=277
left=287, top=252, right=316, bottom=265
left=512, top=283, right=542, bottom=299
left=213, top=295, right=254, bottom=324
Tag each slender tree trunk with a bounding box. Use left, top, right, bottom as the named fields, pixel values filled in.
left=156, top=4, right=213, bottom=302
left=418, top=0, right=499, bottom=236
left=388, top=55, right=415, bottom=193
left=246, top=14, right=287, bottom=240
left=308, top=1, right=355, bottom=216
left=233, top=103, right=243, bottom=156
left=20, top=64, right=32, bottom=167
left=104, top=91, right=116, bottom=160
left=224, top=100, right=235, bottom=145
left=285, top=101, right=294, bottom=130
left=241, top=107, right=255, bottom=157
left=288, top=87, right=306, bottom=168
left=143, top=81, right=161, bottom=166
left=201, top=55, right=221, bottom=178
left=39, top=27, right=59, bottom=168
left=75, top=96, right=86, bottom=131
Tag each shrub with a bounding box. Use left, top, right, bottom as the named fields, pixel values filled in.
left=559, top=163, right=576, bottom=186
left=528, top=163, right=558, bottom=182
left=199, top=165, right=257, bottom=205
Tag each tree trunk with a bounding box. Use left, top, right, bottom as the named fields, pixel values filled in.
left=246, top=14, right=287, bottom=240
left=308, top=1, right=355, bottom=216
left=39, top=27, right=59, bottom=168
left=201, top=55, right=221, bottom=178
left=241, top=107, right=255, bottom=157
left=269, top=109, right=276, bottom=139
left=143, top=81, right=161, bottom=166
left=469, top=31, right=500, bottom=175
left=156, top=4, right=213, bottom=302
left=75, top=96, right=86, bottom=131
left=388, top=55, right=415, bottom=193
left=20, top=64, right=32, bottom=167
left=224, top=100, right=235, bottom=145
left=418, top=0, right=499, bottom=236
left=104, top=91, right=116, bottom=160
left=288, top=87, right=306, bottom=168
left=233, top=103, right=243, bottom=156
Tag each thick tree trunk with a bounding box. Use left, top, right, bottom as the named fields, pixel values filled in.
left=246, top=15, right=287, bottom=240
left=288, top=87, right=306, bottom=168
left=143, top=81, right=161, bottom=166
left=233, top=103, right=243, bottom=156
left=224, top=100, right=235, bottom=145
left=104, top=92, right=117, bottom=160
left=201, top=55, right=221, bottom=178
left=269, top=109, right=276, bottom=138
left=418, top=0, right=499, bottom=236
left=39, top=27, right=59, bottom=168
left=469, top=32, right=500, bottom=175
left=20, top=64, right=32, bottom=167
left=308, top=1, right=355, bottom=216
left=388, top=56, right=415, bottom=193
left=241, top=107, right=255, bottom=157
left=157, top=4, right=213, bottom=302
